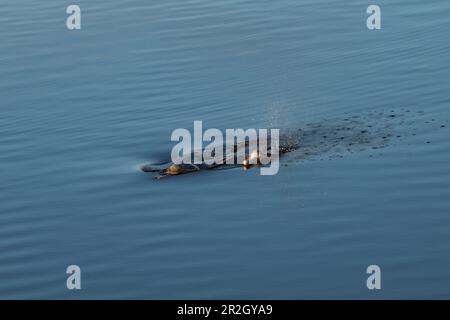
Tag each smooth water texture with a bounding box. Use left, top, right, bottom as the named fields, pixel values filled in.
left=1, top=0, right=450, bottom=299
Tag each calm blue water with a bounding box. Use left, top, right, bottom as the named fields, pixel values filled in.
left=1, top=0, right=450, bottom=299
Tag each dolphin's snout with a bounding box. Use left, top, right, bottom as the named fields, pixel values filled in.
left=141, top=164, right=160, bottom=172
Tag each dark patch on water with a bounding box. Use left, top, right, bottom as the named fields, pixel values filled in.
left=281, top=108, right=445, bottom=163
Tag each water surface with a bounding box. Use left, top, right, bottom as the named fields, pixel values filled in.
left=1, top=0, right=450, bottom=299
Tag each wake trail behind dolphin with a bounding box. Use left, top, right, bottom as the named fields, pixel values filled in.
left=278, top=108, right=443, bottom=163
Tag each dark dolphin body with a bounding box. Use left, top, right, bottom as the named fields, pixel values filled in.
left=142, top=138, right=298, bottom=179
